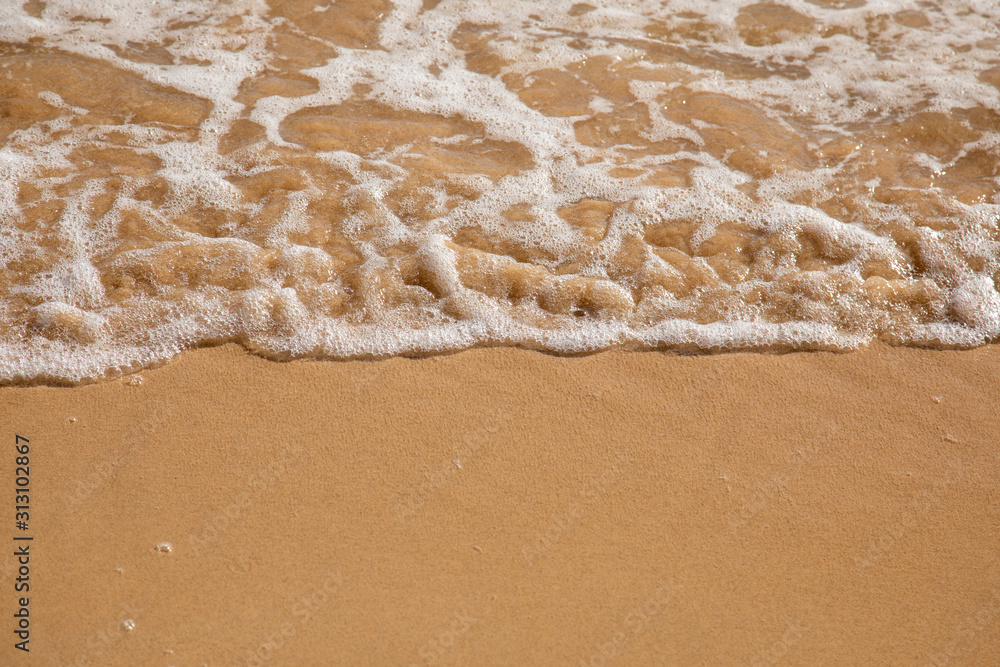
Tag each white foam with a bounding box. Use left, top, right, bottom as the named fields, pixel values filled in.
left=1, top=0, right=999, bottom=382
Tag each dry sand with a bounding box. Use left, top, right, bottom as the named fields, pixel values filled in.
left=1, top=345, right=998, bottom=665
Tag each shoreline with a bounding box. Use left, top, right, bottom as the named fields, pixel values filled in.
left=1, top=343, right=998, bottom=664
left=5, top=335, right=998, bottom=389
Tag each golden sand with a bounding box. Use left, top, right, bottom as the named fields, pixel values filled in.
left=1, top=345, right=998, bottom=664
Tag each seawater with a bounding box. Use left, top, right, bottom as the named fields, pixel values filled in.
left=1, top=0, right=999, bottom=382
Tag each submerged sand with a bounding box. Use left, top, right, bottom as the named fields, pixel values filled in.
left=6, top=1, right=1000, bottom=383
left=0, top=345, right=998, bottom=665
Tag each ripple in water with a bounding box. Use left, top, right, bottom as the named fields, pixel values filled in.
left=1, top=0, right=999, bottom=382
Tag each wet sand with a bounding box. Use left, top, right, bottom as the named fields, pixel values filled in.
left=1, top=345, right=998, bottom=665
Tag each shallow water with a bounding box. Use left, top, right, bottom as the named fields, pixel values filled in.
left=1, top=0, right=999, bottom=382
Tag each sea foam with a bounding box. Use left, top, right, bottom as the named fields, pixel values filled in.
left=0, top=0, right=998, bottom=382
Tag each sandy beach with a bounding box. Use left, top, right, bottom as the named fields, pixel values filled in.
left=2, top=1, right=999, bottom=664
left=1, top=345, right=998, bottom=665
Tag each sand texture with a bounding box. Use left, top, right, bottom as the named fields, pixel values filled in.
left=0, top=345, right=998, bottom=665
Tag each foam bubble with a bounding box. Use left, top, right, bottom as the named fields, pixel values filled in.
left=950, top=278, right=1000, bottom=339
left=0, top=0, right=999, bottom=383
